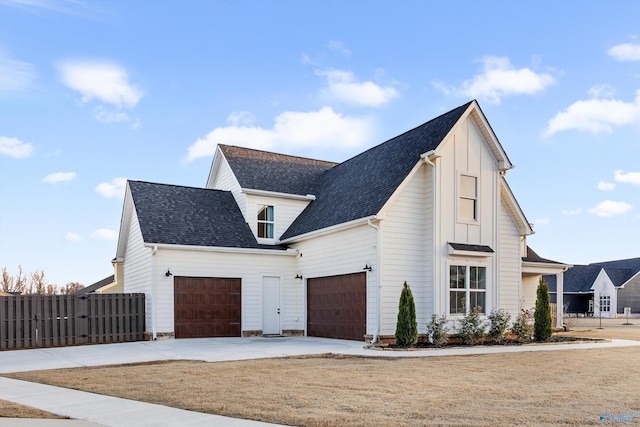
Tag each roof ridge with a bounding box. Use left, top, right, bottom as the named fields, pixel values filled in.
left=219, top=144, right=338, bottom=166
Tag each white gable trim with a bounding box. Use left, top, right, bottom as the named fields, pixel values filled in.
left=205, top=145, right=225, bottom=189
left=500, top=177, right=533, bottom=236
left=279, top=215, right=377, bottom=244
left=115, top=183, right=134, bottom=262
left=618, top=271, right=640, bottom=289
left=244, top=188, right=316, bottom=201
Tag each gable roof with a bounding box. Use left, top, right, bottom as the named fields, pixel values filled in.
left=280, top=101, right=475, bottom=240
left=545, top=257, right=640, bottom=293
left=128, top=180, right=287, bottom=250
left=76, top=275, right=114, bottom=295
left=219, top=145, right=337, bottom=196
left=523, top=246, right=563, bottom=265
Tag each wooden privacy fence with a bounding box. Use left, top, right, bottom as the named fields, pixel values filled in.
left=0, top=293, right=145, bottom=350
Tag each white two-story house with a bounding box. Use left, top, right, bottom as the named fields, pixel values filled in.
left=115, top=100, right=567, bottom=341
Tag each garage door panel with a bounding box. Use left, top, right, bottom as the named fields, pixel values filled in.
left=174, top=277, right=241, bottom=338
left=307, top=272, right=366, bottom=341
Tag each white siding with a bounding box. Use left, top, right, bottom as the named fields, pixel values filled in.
left=522, top=275, right=539, bottom=311
left=153, top=248, right=297, bottom=334
left=245, top=194, right=310, bottom=243
left=379, top=165, right=431, bottom=335
left=499, top=199, right=522, bottom=318
left=211, top=156, right=247, bottom=220
left=291, top=224, right=378, bottom=336
left=123, top=208, right=153, bottom=325
left=435, top=116, right=500, bottom=317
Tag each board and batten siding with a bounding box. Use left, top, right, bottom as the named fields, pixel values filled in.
left=153, top=248, right=297, bottom=334
left=291, top=224, right=378, bottom=336
left=434, top=116, right=499, bottom=316
left=379, top=164, right=431, bottom=335
left=123, top=207, right=153, bottom=322
left=498, top=198, right=522, bottom=318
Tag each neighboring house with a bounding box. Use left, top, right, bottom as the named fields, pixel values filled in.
left=76, top=275, right=116, bottom=295
left=546, top=258, right=640, bottom=318
left=115, top=100, right=567, bottom=341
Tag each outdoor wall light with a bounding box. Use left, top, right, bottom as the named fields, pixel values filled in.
left=165, top=269, right=173, bottom=277
left=363, top=263, right=372, bottom=272
left=295, top=273, right=303, bottom=279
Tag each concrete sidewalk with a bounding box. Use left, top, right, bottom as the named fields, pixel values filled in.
left=1, top=336, right=639, bottom=426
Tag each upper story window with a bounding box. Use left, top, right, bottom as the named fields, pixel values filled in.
left=459, top=175, right=478, bottom=221
left=257, top=205, right=274, bottom=239
left=449, top=265, right=486, bottom=315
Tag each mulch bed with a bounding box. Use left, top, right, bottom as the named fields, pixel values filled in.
left=374, top=335, right=606, bottom=350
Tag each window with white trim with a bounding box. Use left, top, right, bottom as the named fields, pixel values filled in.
left=599, top=295, right=611, bottom=312
left=459, top=175, right=478, bottom=221
left=449, top=265, right=486, bottom=314
left=257, top=205, right=274, bottom=239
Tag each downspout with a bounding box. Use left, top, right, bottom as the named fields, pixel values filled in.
left=151, top=245, right=158, bottom=340
left=367, top=218, right=381, bottom=344
left=421, top=152, right=439, bottom=316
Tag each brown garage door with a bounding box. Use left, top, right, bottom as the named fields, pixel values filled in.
left=174, top=277, right=241, bottom=338
left=307, top=272, right=366, bottom=341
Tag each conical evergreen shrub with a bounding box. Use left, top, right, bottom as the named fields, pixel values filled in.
left=534, top=277, right=553, bottom=341
left=395, top=282, right=418, bottom=347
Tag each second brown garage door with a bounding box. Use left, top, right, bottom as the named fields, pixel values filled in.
left=174, top=277, right=241, bottom=338
left=307, top=272, right=366, bottom=341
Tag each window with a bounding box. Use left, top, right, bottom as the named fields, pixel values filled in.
left=449, top=265, right=486, bottom=314
left=459, top=175, right=478, bottom=221
left=257, top=205, right=274, bottom=239
left=599, top=295, right=611, bottom=312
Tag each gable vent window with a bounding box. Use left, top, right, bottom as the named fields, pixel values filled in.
left=257, top=205, right=274, bottom=239
left=459, top=175, right=478, bottom=221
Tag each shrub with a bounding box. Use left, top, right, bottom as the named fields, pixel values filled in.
left=511, top=309, right=533, bottom=342
left=395, top=282, right=418, bottom=347
left=487, top=309, right=511, bottom=342
left=534, top=278, right=553, bottom=341
left=426, top=314, right=449, bottom=346
left=457, top=307, right=485, bottom=344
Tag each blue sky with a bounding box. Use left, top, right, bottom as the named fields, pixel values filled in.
left=1, top=0, right=639, bottom=288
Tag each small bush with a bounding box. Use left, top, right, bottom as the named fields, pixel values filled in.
left=426, top=314, right=449, bottom=346
left=487, top=309, right=511, bottom=342
left=457, top=308, right=485, bottom=344
left=534, top=278, right=553, bottom=341
left=395, top=282, right=418, bottom=347
left=511, top=309, right=533, bottom=342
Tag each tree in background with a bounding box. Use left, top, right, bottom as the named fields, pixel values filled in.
left=395, top=282, right=418, bottom=347
left=534, top=277, right=553, bottom=341
left=1, top=266, right=83, bottom=295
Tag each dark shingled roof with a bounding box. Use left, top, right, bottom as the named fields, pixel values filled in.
left=76, top=275, right=114, bottom=294
left=129, top=180, right=287, bottom=250
left=280, top=101, right=473, bottom=240
left=522, top=246, right=563, bottom=265
left=220, top=145, right=338, bottom=196
left=449, top=243, right=494, bottom=253
left=545, top=257, right=640, bottom=293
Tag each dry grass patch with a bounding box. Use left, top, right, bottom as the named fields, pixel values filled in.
left=6, top=347, right=640, bottom=426
left=0, top=399, right=68, bottom=419
left=561, top=317, right=640, bottom=341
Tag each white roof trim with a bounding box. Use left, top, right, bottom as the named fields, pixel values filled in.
left=144, top=243, right=298, bottom=256
left=279, top=215, right=377, bottom=244
left=243, top=188, right=316, bottom=201
left=501, top=177, right=534, bottom=236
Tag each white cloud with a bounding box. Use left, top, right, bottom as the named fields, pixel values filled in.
left=65, top=232, right=82, bottom=242
left=94, top=108, right=131, bottom=124
left=544, top=89, right=640, bottom=136
left=562, top=209, right=582, bottom=216
left=597, top=181, right=616, bottom=191
left=57, top=60, right=143, bottom=108
left=608, top=43, right=640, bottom=61
left=0, top=48, right=36, bottom=92
left=95, top=177, right=127, bottom=198
left=316, top=69, right=399, bottom=107
left=534, top=218, right=550, bottom=226
left=90, top=228, right=118, bottom=241
left=0, top=136, right=34, bottom=158
left=42, top=171, right=76, bottom=183
left=588, top=200, right=632, bottom=217
left=227, top=111, right=255, bottom=126
left=327, top=40, right=351, bottom=57
left=456, top=56, right=555, bottom=104
left=614, top=170, right=640, bottom=186
left=186, top=107, right=373, bottom=162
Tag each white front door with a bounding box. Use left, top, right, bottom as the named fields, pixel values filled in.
left=263, top=277, right=280, bottom=335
